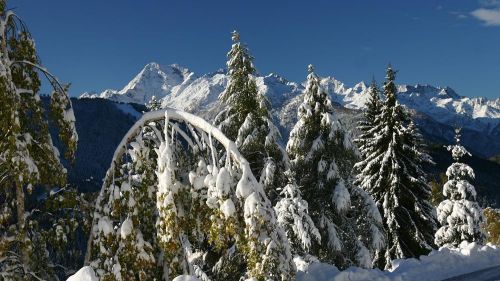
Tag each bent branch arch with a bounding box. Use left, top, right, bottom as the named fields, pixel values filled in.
left=85, top=108, right=293, bottom=280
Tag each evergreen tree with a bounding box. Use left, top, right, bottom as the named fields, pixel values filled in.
left=215, top=30, right=287, bottom=205
left=435, top=129, right=485, bottom=247
left=0, top=1, right=79, bottom=279
left=287, top=65, right=384, bottom=269
left=147, top=95, right=161, bottom=111
left=355, top=78, right=382, bottom=156
left=215, top=31, right=316, bottom=263
left=354, top=66, right=437, bottom=269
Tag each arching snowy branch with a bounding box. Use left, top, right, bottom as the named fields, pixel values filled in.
left=86, top=108, right=293, bottom=280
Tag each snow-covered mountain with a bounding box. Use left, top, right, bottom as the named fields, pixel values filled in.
left=80, top=63, right=196, bottom=104
left=80, top=62, right=500, bottom=157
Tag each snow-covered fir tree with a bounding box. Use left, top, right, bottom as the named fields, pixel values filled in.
left=354, top=66, right=437, bottom=269
left=355, top=78, right=382, bottom=157
left=147, top=95, right=162, bottom=111
left=215, top=30, right=287, bottom=205
left=286, top=65, right=385, bottom=269
left=89, top=110, right=295, bottom=281
left=435, top=128, right=485, bottom=247
left=0, top=1, right=80, bottom=279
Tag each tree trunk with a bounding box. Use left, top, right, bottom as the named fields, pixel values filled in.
left=83, top=224, right=93, bottom=265
left=14, top=180, right=29, bottom=267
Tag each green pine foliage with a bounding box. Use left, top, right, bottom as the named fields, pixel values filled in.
left=354, top=66, right=437, bottom=269
left=430, top=173, right=447, bottom=207
left=90, top=133, right=161, bottom=281
left=0, top=1, right=80, bottom=279
left=483, top=207, right=500, bottom=246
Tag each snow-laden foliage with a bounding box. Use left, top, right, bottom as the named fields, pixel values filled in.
left=286, top=65, right=385, bottom=269
left=215, top=30, right=288, bottom=205
left=354, top=66, right=437, bottom=269
left=435, top=129, right=485, bottom=247
left=0, top=2, right=81, bottom=279
left=88, top=109, right=295, bottom=281
left=355, top=79, right=382, bottom=160
left=274, top=178, right=321, bottom=255
left=147, top=95, right=162, bottom=111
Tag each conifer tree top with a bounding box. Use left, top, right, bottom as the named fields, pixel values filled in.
left=307, top=64, right=314, bottom=74
left=231, top=30, right=240, bottom=42
left=384, top=65, right=397, bottom=103
left=370, top=77, right=378, bottom=90
left=448, top=128, right=470, bottom=161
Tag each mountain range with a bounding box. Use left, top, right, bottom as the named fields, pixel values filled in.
left=80, top=62, right=500, bottom=158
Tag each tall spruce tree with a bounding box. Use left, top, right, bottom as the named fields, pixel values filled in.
left=215, top=30, right=287, bottom=205
left=355, top=78, right=382, bottom=156
left=354, top=66, right=437, bottom=269
left=287, top=65, right=385, bottom=269
left=435, top=128, right=485, bottom=247
left=0, top=1, right=79, bottom=279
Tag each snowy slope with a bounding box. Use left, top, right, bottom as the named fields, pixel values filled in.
left=162, top=70, right=228, bottom=112
left=79, top=62, right=500, bottom=156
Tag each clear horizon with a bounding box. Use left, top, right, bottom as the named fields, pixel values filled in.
left=10, top=0, right=500, bottom=99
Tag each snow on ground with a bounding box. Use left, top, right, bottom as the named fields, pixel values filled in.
left=114, top=103, right=142, bottom=119
left=66, top=266, right=98, bottom=281
left=67, top=242, right=499, bottom=281
left=297, top=242, right=500, bottom=281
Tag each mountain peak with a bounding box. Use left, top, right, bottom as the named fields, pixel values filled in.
left=91, top=62, right=196, bottom=104
left=137, top=62, right=192, bottom=80
left=440, top=87, right=460, bottom=99
left=79, top=63, right=499, bottom=136
left=353, top=81, right=367, bottom=92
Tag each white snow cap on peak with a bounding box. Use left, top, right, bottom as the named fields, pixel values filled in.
left=79, top=61, right=500, bottom=141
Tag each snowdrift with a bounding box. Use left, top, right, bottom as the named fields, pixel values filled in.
left=67, top=266, right=98, bottom=281
left=68, top=242, right=499, bottom=281
left=296, top=242, right=500, bottom=281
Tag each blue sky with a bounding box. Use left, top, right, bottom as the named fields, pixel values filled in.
left=9, top=0, right=500, bottom=99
